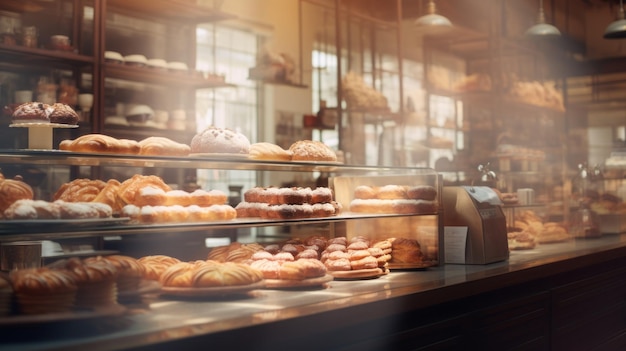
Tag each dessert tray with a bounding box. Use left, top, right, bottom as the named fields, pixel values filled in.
left=329, top=268, right=385, bottom=280
left=0, top=304, right=127, bottom=326
left=160, top=280, right=266, bottom=297
left=263, top=274, right=334, bottom=289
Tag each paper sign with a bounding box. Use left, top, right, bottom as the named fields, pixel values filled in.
left=444, top=226, right=468, bottom=264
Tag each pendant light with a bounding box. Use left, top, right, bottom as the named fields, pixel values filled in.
left=415, top=0, right=452, bottom=28
left=525, top=0, right=561, bottom=37
left=604, top=0, right=626, bottom=39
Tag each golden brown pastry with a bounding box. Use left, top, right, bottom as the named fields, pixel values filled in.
left=54, top=178, right=107, bottom=202
left=193, top=261, right=263, bottom=287
left=138, top=137, right=191, bottom=157
left=10, top=267, right=78, bottom=314
left=91, top=179, right=122, bottom=212
left=59, top=134, right=140, bottom=155
left=138, top=255, right=181, bottom=281
left=248, top=142, right=292, bottom=161
left=116, top=174, right=172, bottom=208
left=0, top=174, right=34, bottom=215
left=160, top=262, right=196, bottom=287
left=289, top=140, right=337, bottom=162
left=390, top=237, right=424, bottom=264
left=85, top=255, right=145, bottom=293
left=59, top=257, right=118, bottom=308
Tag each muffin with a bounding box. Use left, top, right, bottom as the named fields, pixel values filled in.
left=10, top=267, right=78, bottom=314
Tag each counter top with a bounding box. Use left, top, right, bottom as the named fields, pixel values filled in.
left=3, top=234, right=626, bottom=351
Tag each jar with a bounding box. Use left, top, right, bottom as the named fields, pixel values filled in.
left=58, top=78, right=77, bottom=106
left=21, top=26, right=37, bottom=48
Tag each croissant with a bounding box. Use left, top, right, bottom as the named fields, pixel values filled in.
left=116, top=174, right=172, bottom=208
left=91, top=179, right=122, bottom=212
left=54, top=178, right=107, bottom=202
left=138, top=137, right=191, bottom=156
left=0, top=174, right=34, bottom=214
left=59, top=134, right=140, bottom=154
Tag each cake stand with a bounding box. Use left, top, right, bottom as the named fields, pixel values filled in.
left=10, top=123, right=78, bottom=149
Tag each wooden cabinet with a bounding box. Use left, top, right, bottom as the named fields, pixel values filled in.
left=0, top=0, right=232, bottom=148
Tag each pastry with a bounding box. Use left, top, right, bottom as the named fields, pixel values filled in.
left=11, top=102, right=50, bottom=124
left=54, top=178, right=107, bottom=202
left=10, top=267, right=78, bottom=314
left=0, top=174, right=34, bottom=215
left=249, top=142, right=292, bottom=161
left=117, top=174, right=172, bottom=207
left=190, top=189, right=227, bottom=206
left=138, top=255, right=181, bottom=281
left=289, top=140, right=337, bottom=162
left=160, top=262, right=196, bottom=287
left=138, top=137, right=191, bottom=157
left=377, top=185, right=407, bottom=200
left=59, top=134, right=141, bottom=155
left=193, top=261, right=263, bottom=287
left=58, top=257, right=118, bottom=308
left=85, top=255, right=145, bottom=293
left=190, top=126, right=251, bottom=154
left=48, top=103, right=79, bottom=125
left=92, top=179, right=122, bottom=212
left=4, top=199, right=59, bottom=219
left=56, top=201, right=112, bottom=219
left=406, top=185, right=438, bottom=201
left=390, top=237, right=424, bottom=264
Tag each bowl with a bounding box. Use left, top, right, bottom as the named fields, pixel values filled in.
left=105, top=51, right=124, bottom=63
left=125, top=104, right=154, bottom=125
left=124, top=54, right=147, bottom=67
left=167, top=61, right=189, bottom=72
left=147, top=58, right=167, bottom=70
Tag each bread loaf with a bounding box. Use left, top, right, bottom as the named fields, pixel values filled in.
left=59, top=134, right=140, bottom=154
left=138, top=137, right=191, bottom=156
left=249, top=142, right=292, bottom=161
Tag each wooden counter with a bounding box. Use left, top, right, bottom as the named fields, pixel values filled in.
left=2, top=235, right=626, bottom=351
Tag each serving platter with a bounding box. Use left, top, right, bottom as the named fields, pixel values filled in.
left=328, top=268, right=384, bottom=280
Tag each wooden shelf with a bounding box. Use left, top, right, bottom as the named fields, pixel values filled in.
left=107, top=0, right=236, bottom=23
left=105, top=63, right=235, bottom=89
left=0, top=44, right=94, bottom=67
left=0, top=0, right=45, bottom=13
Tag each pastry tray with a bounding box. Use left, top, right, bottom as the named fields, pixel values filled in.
left=329, top=268, right=385, bottom=280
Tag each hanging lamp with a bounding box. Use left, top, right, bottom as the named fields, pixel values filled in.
left=525, top=0, right=561, bottom=37
left=604, top=0, right=626, bottom=39
left=415, top=0, right=452, bottom=27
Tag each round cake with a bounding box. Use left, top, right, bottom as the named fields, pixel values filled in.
left=48, top=103, right=79, bottom=125
left=11, top=102, right=50, bottom=124
left=190, top=126, right=251, bottom=154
